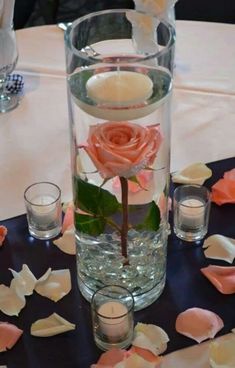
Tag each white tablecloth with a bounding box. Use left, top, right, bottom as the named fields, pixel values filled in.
left=0, top=21, right=235, bottom=221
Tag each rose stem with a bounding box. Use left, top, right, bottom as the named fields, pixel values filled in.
left=120, top=176, right=129, bottom=263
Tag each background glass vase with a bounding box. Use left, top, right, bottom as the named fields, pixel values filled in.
left=0, top=27, right=19, bottom=113
left=65, top=9, right=175, bottom=311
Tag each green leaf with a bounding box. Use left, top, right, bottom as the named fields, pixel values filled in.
left=75, top=213, right=106, bottom=236
left=74, top=177, right=120, bottom=217
left=135, top=201, right=160, bottom=231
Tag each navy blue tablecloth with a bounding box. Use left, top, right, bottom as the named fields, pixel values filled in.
left=0, top=157, right=235, bottom=368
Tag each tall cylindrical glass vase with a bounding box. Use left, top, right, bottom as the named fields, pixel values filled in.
left=65, top=9, right=175, bottom=311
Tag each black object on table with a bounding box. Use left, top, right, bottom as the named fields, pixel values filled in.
left=0, top=157, right=235, bottom=368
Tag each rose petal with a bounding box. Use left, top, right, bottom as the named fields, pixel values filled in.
left=98, top=349, right=127, bottom=366
left=0, top=322, right=23, bottom=352
left=35, top=269, right=71, bottom=302
left=9, top=264, right=37, bottom=297
left=171, top=163, right=212, bottom=185
left=175, top=307, right=224, bottom=343
left=53, top=229, right=76, bottom=255
left=0, top=225, right=7, bottom=246
left=201, top=265, right=235, bottom=294
left=62, top=203, right=74, bottom=233
left=31, top=313, right=75, bottom=337
left=129, top=346, right=163, bottom=364
left=211, top=178, right=235, bottom=205
left=132, top=322, right=169, bottom=356
left=224, top=168, right=235, bottom=181
left=0, top=284, right=26, bottom=316
left=209, top=335, right=235, bottom=368
left=114, top=352, right=157, bottom=368
left=203, top=235, right=235, bottom=263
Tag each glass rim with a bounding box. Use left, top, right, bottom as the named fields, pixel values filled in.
left=24, top=181, right=61, bottom=206
left=66, top=8, right=176, bottom=64
left=91, top=284, right=134, bottom=316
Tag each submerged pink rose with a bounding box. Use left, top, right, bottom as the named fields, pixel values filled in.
left=82, top=121, right=162, bottom=179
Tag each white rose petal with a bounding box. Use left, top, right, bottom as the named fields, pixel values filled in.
left=0, top=284, right=26, bottom=316
left=209, top=336, right=235, bottom=368
left=31, top=313, right=75, bottom=337
left=172, top=163, right=212, bottom=185
left=9, top=264, right=37, bottom=297
left=132, top=322, right=169, bottom=356
left=35, top=269, right=71, bottom=302
left=203, top=235, right=235, bottom=264
left=53, top=229, right=76, bottom=255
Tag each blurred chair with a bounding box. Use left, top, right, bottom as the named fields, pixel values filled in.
left=175, top=0, right=235, bottom=24
left=14, top=0, right=37, bottom=29
left=14, top=0, right=134, bottom=29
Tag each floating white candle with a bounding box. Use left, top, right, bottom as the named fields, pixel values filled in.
left=86, top=71, right=153, bottom=106
left=98, top=301, right=129, bottom=341
left=179, top=198, right=205, bottom=228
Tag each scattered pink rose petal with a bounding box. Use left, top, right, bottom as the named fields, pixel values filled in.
left=224, top=168, right=235, bottom=181
left=212, top=168, right=235, bottom=205
left=175, top=307, right=224, bottom=343
left=91, top=349, right=129, bottom=368
left=114, top=352, right=158, bottom=367
left=62, top=204, right=74, bottom=234
left=91, top=348, right=162, bottom=368
left=0, top=322, right=23, bottom=352
left=129, top=346, right=163, bottom=365
left=91, top=364, right=113, bottom=368
left=201, top=265, right=235, bottom=294
left=0, top=226, right=7, bottom=246
left=98, top=349, right=127, bottom=366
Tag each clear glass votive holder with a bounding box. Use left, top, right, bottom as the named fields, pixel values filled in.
left=91, top=285, right=134, bottom=351
left=24, top=182, right=62, bottom=240
left=173, top=184, right=211, bottom=242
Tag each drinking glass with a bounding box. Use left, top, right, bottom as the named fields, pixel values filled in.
left=0, top=26, right=19, bottom=113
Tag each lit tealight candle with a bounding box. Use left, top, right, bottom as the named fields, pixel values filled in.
left=32, top=195, right=57, bottom=226
left=86, top=71, right=153, bottom=106
left=98, top=301, right=129, bottom=341
left=179, top=198, right=205, bottom=228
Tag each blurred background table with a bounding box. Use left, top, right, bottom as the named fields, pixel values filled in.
left=0, top=20, right=234, bottom=221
